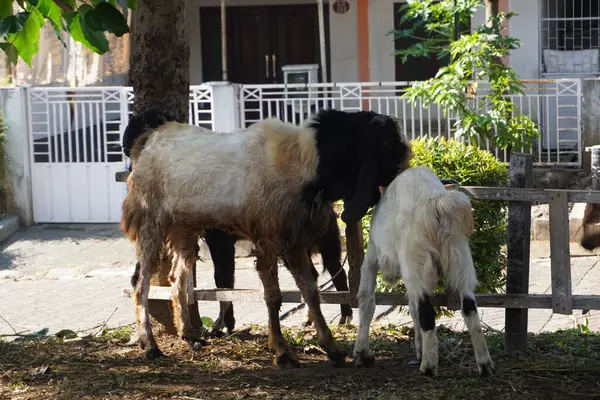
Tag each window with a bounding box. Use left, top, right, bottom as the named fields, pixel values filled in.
left=540, top=0, right=600, bottom=74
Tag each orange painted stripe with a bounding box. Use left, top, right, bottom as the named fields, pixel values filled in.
left=357, top=0, right=369, bottom=109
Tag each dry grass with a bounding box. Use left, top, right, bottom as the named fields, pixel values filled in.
left=1, top=323, right=600, bottom=399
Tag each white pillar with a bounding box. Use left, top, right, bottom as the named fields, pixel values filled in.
left=207, top=81, right=241, bottom=132
left=1, top=87, right=34, bottom=226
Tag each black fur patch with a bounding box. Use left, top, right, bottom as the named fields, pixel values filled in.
left=303, top=109, right=411, bottom=224
left=440, top=178, right=460, bottom=185
left=581, top=236, right=599, bottom=251
left=418, top=296, right=436, bottom=331
left=462, top=296, right=478, bottom=315
left=122, top=110, right=177, bottom=158
left=131, top=261, right=140, bottom=288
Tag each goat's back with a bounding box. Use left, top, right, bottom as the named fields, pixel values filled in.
left=369, top=167, right=477, bottom=292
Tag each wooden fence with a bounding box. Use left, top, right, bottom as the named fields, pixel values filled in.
left=115, top=154, right=600, bottom=353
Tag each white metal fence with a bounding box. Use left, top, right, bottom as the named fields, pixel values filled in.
left=28, top=85, right=214, bottom=223
left=239, top=79, right=582, bottom=167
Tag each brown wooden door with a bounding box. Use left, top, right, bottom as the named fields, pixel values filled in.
left=200, top=5, right=330, bottom=84
left=270, top=4, right=330, bottom=83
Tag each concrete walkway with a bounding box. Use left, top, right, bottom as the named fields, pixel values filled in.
left=1, top=224, right=599, bottom=337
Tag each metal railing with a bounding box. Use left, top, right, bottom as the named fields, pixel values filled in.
left=239, top=79, right=583, bottom=167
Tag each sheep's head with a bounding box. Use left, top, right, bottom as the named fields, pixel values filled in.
left=122, top=110, right=177, bottom=159
left=307, top=109, right=411, bottom=225
left=339, top=111, right=411, bottom=224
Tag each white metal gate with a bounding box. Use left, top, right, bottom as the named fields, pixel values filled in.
left=28, top=86, right=214, bottom=223
left=29, top=87, right=130, bottom=223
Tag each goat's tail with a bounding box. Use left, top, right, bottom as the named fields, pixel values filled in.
left=581, top=232, right=600, bottom=251
left=418, top=188, right=478, bottom=293
left=122, top=109, right=176, bottom=159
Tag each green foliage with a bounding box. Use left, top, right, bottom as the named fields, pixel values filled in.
left=394, top=0, right=540, bottom=151
left=0, top=0, right=134, bottom=67
left=355, top=137, right=508, bottom=317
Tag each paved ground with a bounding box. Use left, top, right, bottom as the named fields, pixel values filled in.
left=1, top=224, right=599, bottom=338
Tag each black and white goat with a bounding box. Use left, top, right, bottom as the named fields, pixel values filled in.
left=352, top=166, right=495, bottom=377
left=121, top=109, right=411, bottom=366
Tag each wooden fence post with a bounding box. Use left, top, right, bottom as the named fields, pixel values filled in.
left=505, top=153, right=533, bottom=355
left=346, top=221, right=364, bottom=308
left=548, top=190, right=573, bottom=315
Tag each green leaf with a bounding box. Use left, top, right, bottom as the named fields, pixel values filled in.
left=201, top=316, right=214, bottom=328
left=66, top=10, right=109, bottom=54
left=0, top=42, right=18, bottom=64
left=0, top=12, right=29, bottom=38
left=37, top=0, right=63, bottom=28
left=79, top=4, right=103, bottom=32
left=9, top=8, right=45, bottom=66
left=94, top=1, right=129, bottom=36
left=0, top=1, right=13, bottom=18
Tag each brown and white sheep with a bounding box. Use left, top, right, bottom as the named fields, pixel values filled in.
left=121, top=108, right=411, bottom=367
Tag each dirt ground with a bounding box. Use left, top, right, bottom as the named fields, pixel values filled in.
left=2, top=324, right=600, bottom=400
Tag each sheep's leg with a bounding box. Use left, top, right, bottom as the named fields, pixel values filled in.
left=205, top=229, right=237, bottom=337
left=171, top=239, right=208, bottom=351
left=461, top=291, right=495, bottom=377
left=318, top=214, right=352, bottom=325
left=300, top=256, right=320, bottom=327
left=286, top=247, right=346, bottom=367
left=352, top=247, right=378, bottom=367
left=416, top=295, right=438, bottom=376
left=256, top=251, right=299, bottom=368
left=408, top=299, right=422, bottom=361
left=134, top=234, right=163, bottom=359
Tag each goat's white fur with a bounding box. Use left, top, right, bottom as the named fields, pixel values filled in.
left=352, top=166, right=494, bottom=376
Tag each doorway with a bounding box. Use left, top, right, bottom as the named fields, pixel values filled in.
left=200, top=4, right=331, bottom=84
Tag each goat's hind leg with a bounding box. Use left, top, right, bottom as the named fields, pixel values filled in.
left=461, top=291, right=495, bottom=376
left=408, top=290, right=438, bottom=376
left=353, top=246, right=379, bottom=367
left=134, top=231, right=164, bottom=359
left=205, top=229, right=237, bottom=337
left=286, top=247, right=346, bottom=367
left=171, top=235, right=208, bottom=351
left=256, top=248, right=300, bottom=368
left=319, top=212, right=353, bottom=325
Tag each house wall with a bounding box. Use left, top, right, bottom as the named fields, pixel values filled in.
left=188, top=0, right=524, bottom=84
left=509, top=0, right=540, bottom=79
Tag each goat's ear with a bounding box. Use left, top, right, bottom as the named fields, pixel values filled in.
left=341, top=159, right=378, bottom=224
left=369, top=114, right=389, bottom=127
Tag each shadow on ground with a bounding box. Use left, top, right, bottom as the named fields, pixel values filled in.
left=2, top=324, right=600, bottom=399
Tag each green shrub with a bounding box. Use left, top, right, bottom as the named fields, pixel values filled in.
left=337, top=137, right=509, bottom=312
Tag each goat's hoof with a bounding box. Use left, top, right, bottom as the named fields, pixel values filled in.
left=209, top=329, right=226, bottom=338
left=182, top=335, right=208, bottom=351
left=145, top=347, right=164, bottom=360
left=477, top=360, right=496, bottom=377
left=301, top=319, right=314, bottom=328
left=274, top=350, right=300, bottom=369
left=353, top=350, right=374, bottom=368
left=420, top=364, right=438, bottom=377
left=327, top=349, right=347, bottom=367
left=338, top=315, right=353, bottom=326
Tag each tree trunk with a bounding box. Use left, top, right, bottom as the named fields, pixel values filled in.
left=129, top=0, right=202, bottom=334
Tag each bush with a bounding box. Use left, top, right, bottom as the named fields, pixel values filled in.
left=348, top=137, right=509, bottom=306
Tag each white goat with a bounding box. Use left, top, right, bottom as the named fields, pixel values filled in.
left=352, top=166, right=495, bottom=377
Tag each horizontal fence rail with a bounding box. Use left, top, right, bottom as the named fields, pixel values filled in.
left=239, top=79, right=582, bottom=167
left=122, top=185, right=600, bottom=315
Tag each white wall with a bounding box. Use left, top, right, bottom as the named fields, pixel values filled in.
left=509, top=0, right=540, bottom=79
left=186, top=0, right=538, bottom=84
left=329, top=1, right=358, bottom=82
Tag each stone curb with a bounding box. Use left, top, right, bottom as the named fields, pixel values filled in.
left=0, top=214, right=20, bottom=245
